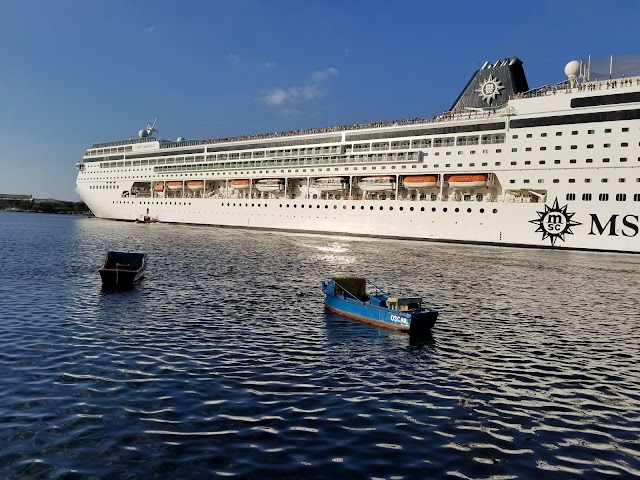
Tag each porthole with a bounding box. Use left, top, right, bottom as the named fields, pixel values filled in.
left=492, top=209, right=498, bottom=213
left=410, top=207, right=414, bottom=211
left=325, top=205, right=328, bottom=209
left=389, top=206, right=394, bottom=211
left=361, top=206, right=365, bottom=210
left=443, top=208, right=448, bottom=212
left=431, top=207, right=436, bottom=212
left=352, top=206, right=355, bottom=210
left=420, top=207, right=425, bottom=212
left=399, top=207, right=404, bottom=211
left=455, top=208, right=459, bottom=212
left=467, top=208, right=472, bottom=213
left=379, top=206, right=383, bottom=211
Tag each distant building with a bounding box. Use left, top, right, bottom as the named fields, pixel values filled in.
left=0, top=193, right=33, bottom=201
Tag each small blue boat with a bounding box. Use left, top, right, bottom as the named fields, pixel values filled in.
left=322, top=277, right=438, bottom=333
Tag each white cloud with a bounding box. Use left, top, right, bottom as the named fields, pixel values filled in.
left=226, top=53, right=241, bottom=65
left=262, top=67, right=339, bottom=107
left=311, top=67, right=338, bottom=82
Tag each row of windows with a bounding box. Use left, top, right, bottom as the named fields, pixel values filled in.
left=512, top=127, right=630, bottom=138
left=566, top=193, right=640, bottom=201
left=512, top=142, right=630, bottom=152
left=510, top=108, right=640, bottom=129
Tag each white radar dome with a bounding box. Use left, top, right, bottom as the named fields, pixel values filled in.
left=177, top=136, right=185, bottom=142
left=138, top=129, right=148, bottom=138
left=564, top=60, right=581, bottom=78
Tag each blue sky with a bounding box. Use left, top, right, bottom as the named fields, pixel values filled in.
left=0, top=0, right=639, bottom=201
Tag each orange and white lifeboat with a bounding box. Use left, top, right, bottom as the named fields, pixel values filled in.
left=313, top=177, right=347, bottom=192
left=187, top=180, right=204, bottom=191
left=448, top=174, right=488, bottom=188
left=403, top=175, right=438, bottom=190
left=167, top=181, right=183, bottom=191
left=230, top=179, right=250, bottom=190
left=255, top=178, right=284, bottom=192
left=153, top=183, right=164, bottom=192
left=358, top=176, right=395, bottom=192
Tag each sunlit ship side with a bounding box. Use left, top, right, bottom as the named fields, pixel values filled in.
left=76, top=55, right=640, bottom=253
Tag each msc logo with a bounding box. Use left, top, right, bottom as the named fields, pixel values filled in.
left=529, top=198, right=581, bottom=246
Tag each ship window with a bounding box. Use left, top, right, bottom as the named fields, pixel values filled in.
left=554, top=160, right=561, bottom=164
left=482, top=162, right=487, bottom=166
left=509, top=179, right=515, bottom=184
left=635, top=194, right=640, bottom=201
left=566, top=193, right=576, bottom=201
left=525, top=160, right=531, bottom=165
left=588, top=130, right=595, bottom=134
left=541, top=133, right=547, bottom=137
left=495, top=162, right=501, bottom=166
left=586, top=158, right=593, bottom=163
left=622, top=127, right=629, bottom=132
left=553, top=179, right=559, bottom=183
left=621, top=142, right=628, bottom=147
left=604, top=143, right=611, bottom=148
left=510, top=161, right=517, bottom=165
left=523, top=179, right=530, bottom=184
left=555, top=146, right=562, bottom=150
left=602, top=178, right=608, bottom=183
left=512, top=148, right=517, bottom=152
left=582, top=193, right=592, bottom=201
left=569, top=178, right=576, bottom=183
left=538, top=179, right=544, bottom=184
left=525, top=147, right=532, bottom=151
left=603, top=158, right=610, bottom=163
left=476, top=194, right=483, bottom=201
left=570, top=145, right=577, bottom=149
left=469, top=163, right=475, bottom=167
left=539, top=160, right=546, bottom=165
left=457, top=163, right=462, bottom=167
left=540, top=147, right=547, bottom=151
left=512, top=134, right=518, bottom=139
left=434, top=164, right=439, bottom=168
left=526, top=134, right=532, bottom=138
left=585, top=178, right=591, bottom=183
left=599, top=193, right=609, bottom=201
left=620, top=158, right=628, bottom=162
left=445, top=164, right=450, bottom=167
left=556, top=132, right=562, bottom=136
left=619, top=178, right=626, bottom=183
left=605, top=128, right=612, bottom=133
left=572, top=131, right=578, bottom=135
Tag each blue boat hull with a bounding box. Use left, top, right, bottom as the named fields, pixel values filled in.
left=323, top=283, right=437, bottom=333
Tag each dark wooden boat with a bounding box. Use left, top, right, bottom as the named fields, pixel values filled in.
left=322, top=277, right=438, bottom=333
left=99, top=251, right=147, bottom=288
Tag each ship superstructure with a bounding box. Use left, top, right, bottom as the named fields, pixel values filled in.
left=76, top=55, right=640, bottom=253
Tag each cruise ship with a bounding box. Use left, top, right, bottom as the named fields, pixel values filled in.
left=76, top=55, right=640, bottom=254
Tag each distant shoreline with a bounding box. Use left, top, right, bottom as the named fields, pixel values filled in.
left=0, top=199, right=92, bottom=216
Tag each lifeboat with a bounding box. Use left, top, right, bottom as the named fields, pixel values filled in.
left=167, top=181, right=183, bottom=191
left=403, top=175, right=438, bottom=190
left=230, top=179, right=250, bottom=190
left=358, top=176, right=395, bottom=192
left=447, top=174, right=488, bottom=188
left=255, top=179, right=284, bottom=192
left=187, top=180, right=204, bottom=190
left=153, top=183, right=164, bottom=192
left=313, top=177, right=347, bottom=192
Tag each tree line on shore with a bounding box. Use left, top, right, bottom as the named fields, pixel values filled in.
left=0, top=199, right=91, bottom=215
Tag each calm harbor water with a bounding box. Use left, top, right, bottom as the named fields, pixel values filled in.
left=0, top=211, right=639, bottom=479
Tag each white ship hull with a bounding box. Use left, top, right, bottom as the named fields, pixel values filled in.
left=77, top=184, right=638, bottom=253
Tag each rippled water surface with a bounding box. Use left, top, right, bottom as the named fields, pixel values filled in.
left=1, top=211, right=639, bottom=479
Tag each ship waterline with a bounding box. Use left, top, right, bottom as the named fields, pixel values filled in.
left=76, top=55, right=640, bottom=253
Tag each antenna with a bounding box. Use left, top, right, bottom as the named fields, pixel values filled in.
left=138, top=117, right=158, bottom=139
